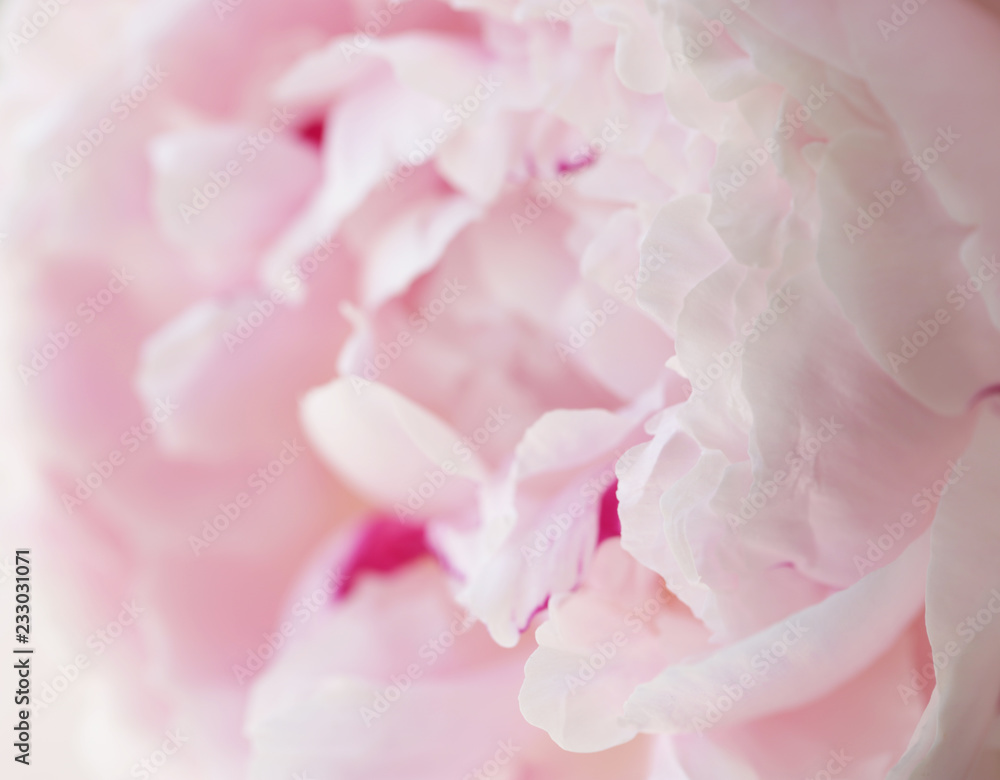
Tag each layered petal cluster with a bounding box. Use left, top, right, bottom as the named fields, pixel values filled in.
left=0, top=0, right=678, bottom=775
left=3, top=0, right=1000, bottom=778
left=519, top=1, right=1000, bottom=778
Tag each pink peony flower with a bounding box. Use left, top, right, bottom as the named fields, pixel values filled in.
left=2, top=0, right=1000, bottom=777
